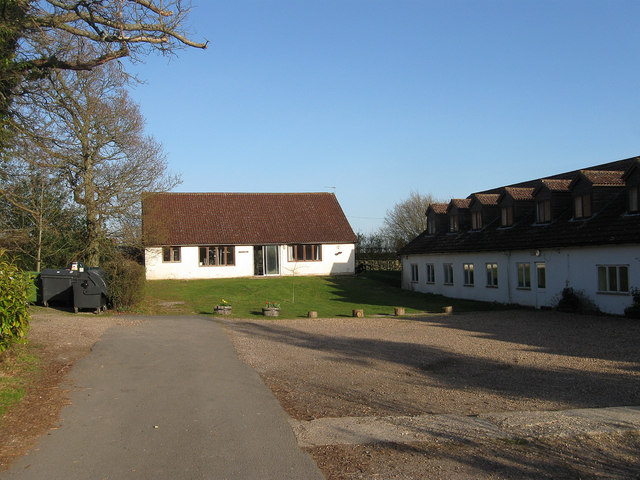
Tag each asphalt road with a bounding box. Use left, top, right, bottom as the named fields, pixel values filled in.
left=0, top=316, right=324, bottom=480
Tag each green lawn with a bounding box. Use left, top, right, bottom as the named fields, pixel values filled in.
left=142, top=271, right=505, bottom=318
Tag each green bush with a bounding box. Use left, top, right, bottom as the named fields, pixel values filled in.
left=624, top=287, right=640, bottom=319
left=0, top=251, right=31, bottom=353
left=103, top=256, right=145, bottom=310
left=556, top=287, right=600, bottom=314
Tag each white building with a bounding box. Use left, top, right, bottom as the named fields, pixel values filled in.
left=400, top=157, right=640, bottom=315
left=143, top=192, right=357, bottom=280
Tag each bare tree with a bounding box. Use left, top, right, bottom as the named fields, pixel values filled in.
left=0, top=166, right=84, bottom=270
left=5, top=57, right=180, bottom=266
left=381, top=191, right=437, bottom=251
left=1, top=0, right=207, bottom=119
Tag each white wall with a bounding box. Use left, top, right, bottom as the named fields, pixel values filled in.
left=401, top=244, right=639, bottom=315
left=145, top=246, right=254, bottom=280
left=146, top=243, right=355, bottom=280
left=280, top=244, right=355, bottom=276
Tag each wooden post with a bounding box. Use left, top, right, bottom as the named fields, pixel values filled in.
left=442, top=306, right=453, bottom=314
left=394, top=307, right=405, bottom=316
left=308, top=311, right=318, bottom=318
left=352, top=309, right=364, bottom=318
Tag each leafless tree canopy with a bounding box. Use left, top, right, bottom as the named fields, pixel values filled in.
left=1, top=1, right=207, bottom=120
left=10, top=0, right=207, bottom=72
left=4, top=56, right=180, bottom=265
left=381, top=191, right=437, bottom=250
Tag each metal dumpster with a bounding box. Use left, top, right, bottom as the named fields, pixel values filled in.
left=72, top=269, right=108, bottom=313
left=40, top=268, right=76, bottom=308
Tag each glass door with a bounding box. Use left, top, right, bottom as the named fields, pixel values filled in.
left=254, top=245, right=279, bottom=275
left=264, top=245, right=279, bottom=275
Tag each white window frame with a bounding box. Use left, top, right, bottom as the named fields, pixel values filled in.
left=517, top=262, right=531, bottom=289
left=536, top=263, right=546, bottom=289
left=443, top=263, right=454, bottom=285
left=410, top=263, right=419, bottom=283
left=597, top=265, right=629, bottom=293
left=486, top=263, right=498, bottom=287
left=463, top=263, right=474, bottom=286
left=426, top=263, right=435, bottom=284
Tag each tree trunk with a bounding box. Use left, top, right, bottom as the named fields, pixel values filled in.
left=82, top=154, right=101, bottom=266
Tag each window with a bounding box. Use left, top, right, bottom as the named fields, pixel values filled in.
left=427, top=218, right=436, bottom=235
left=463, top=263, right=474, bottom=286
left=426, top=264, right=435, bottom=284
left=501, top=206, right=514, bottom=227
left=486, top=263, right=498, bottom=287
left=536, top=263, right=546, bottom=289
left=471, top=211, right=482, bottom=230
left=162, top=246, right=181, bottom=262
left=517, top=263, right=531, bottom=288
left=536, top=200, right=551, bottom=223
left=411, top=263, right=419, bottom=283
left=199, top=246, right=235, bottom=266
left=574, top=194, right=592, bottom=219
left=288, top=244, right=322, bottom=262
left=443, top=263, right=454, bottom=285
left=449, top=215, right=459, bottom=232
left=629, top=186, right=639, bottom=213
left=597, top=265, right=629, bottom=293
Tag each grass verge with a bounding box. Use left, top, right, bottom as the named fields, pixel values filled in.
left=142, top=271, right=507, bottom=318
left=0, top=344, right=40, bottom=417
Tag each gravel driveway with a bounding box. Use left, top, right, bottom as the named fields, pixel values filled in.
left=223, top=309, right=640, bottom=479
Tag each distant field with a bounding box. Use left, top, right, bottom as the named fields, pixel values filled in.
left=141, top=271, right=506, bottom=318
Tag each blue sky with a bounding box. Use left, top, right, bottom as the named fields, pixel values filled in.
left=126, top=0, right=640, bottom=233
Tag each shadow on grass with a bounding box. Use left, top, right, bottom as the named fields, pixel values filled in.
left=324, top=273, right=508, bottom=314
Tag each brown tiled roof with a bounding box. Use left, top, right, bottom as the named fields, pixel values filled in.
left=428, top=203, right=448, bottom=215
left=143, top=192, right=357, bottom=246
left=449, top=198, right=471, bottom=209
left=399, top=156, right=640, bottom=255
left=503, top=187, right=535, bottom=201
left=538, top=178, right=572, bottom=192
left=470, top=193, right=500, bottom=206
left=578, top=170, right=625, bottom=187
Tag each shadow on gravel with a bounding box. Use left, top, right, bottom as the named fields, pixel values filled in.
left=226, top=316, right=640, bottom=411
left=309, top=433, right=640, bottom=480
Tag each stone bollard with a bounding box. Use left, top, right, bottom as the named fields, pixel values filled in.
left=352, top=309, right=364, bottom=318
left=394, top=307, right=405, bottom=316
left=308, top=311, right=318, bottom=318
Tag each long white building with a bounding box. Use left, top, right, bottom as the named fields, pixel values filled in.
left=400, top=156, right=640, bottom=315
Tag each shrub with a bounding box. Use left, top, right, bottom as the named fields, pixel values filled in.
left=0, top=251, right=31, bottom=353
left=624, top=287, right=640, bottom=319
left=103, top=256, right=145, bottom=311
left=556, top=287, right=600, bottom=314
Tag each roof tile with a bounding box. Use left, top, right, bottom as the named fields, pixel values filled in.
left=143, top=192, right=357, bottom=246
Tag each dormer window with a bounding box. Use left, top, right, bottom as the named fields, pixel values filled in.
left=630, top=186, right=639, bottom=213
left=501, top=206, right=513, bottom=227
left=574, top=194, right=591, bottom=219
left=536, top=200, right=551, bottom=223
left=449, top=215, right=459, bottom=232
left=427, top=218, right=436, bottom=234
left=471, top=211, right=482, bottom=230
